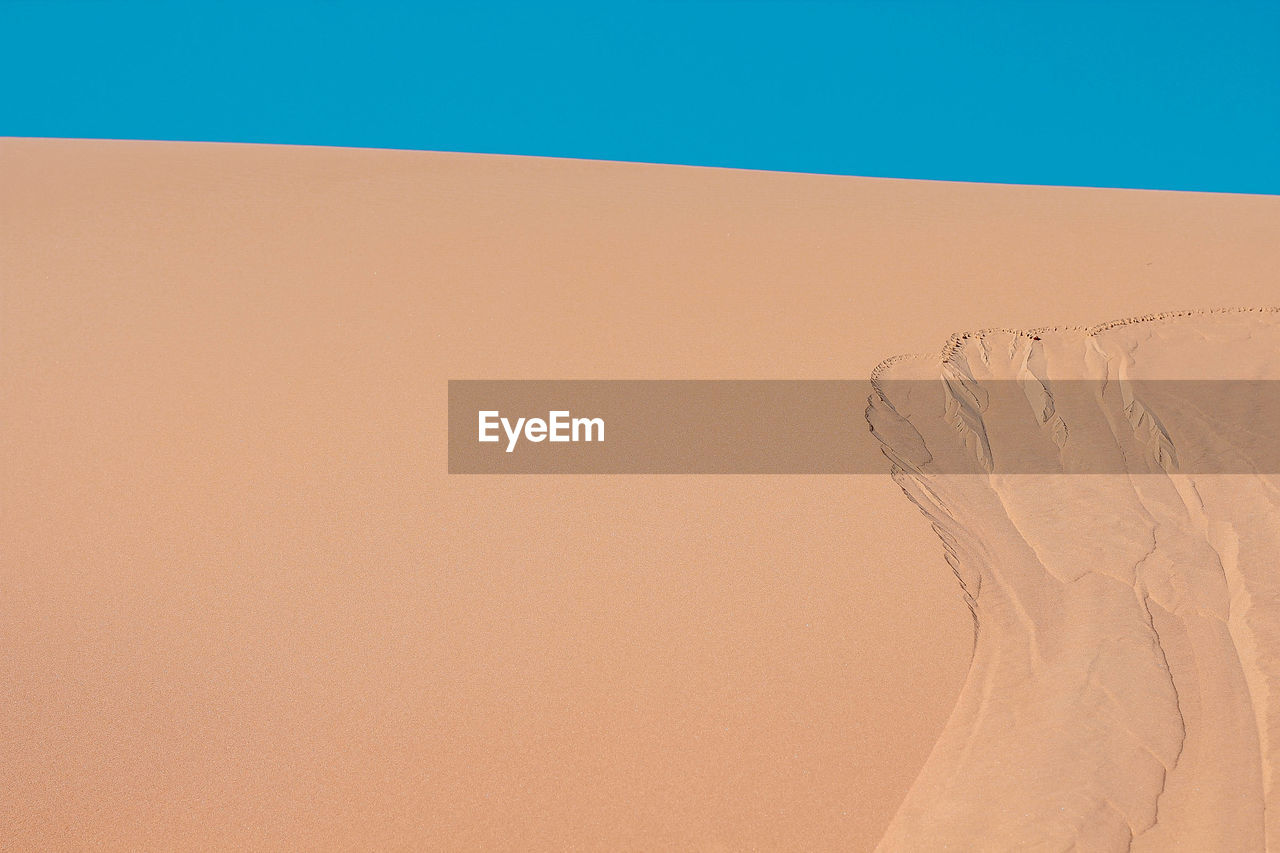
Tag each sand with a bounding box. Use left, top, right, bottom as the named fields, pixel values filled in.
left=4, top=138, right=1280, bottom=850
left=871, top=309, right=1280, bottom=850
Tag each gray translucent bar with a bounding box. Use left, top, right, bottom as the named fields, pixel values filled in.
left=448, top=380, right=1280, bottom=474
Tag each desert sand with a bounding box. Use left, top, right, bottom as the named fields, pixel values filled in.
left=4, top=138, right=1280, bottom=850
left=871, top=309, right=1280, bottom=851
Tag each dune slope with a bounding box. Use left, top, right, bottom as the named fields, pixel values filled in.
left=871, top=309, right=1280, bottom=851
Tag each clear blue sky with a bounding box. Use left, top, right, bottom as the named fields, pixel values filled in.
left=3, top=1, right=1277, bottom=193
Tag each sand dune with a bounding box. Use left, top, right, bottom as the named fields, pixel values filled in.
left=7, top=138, right=1280, bottom=849
left=871, top=309, right=1280, bottom=851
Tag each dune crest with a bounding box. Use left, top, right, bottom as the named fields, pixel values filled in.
left=870, top=308, right=1280, bottom=851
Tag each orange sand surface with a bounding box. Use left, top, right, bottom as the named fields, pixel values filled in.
left=872, top=309, right=1280, bottom=850
left=4, top=138, right=1280, bottom=850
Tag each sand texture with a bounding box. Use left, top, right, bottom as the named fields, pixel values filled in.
left=871, top=309, right=1280, bottom=851
left=6, top=138, right=1280, bottom=850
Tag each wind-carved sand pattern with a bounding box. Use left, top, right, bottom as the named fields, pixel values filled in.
left=868, top=308, right=1280, bottom=852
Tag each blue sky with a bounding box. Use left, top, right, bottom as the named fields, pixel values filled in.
left=3, top=1, right=1278, bottom=193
